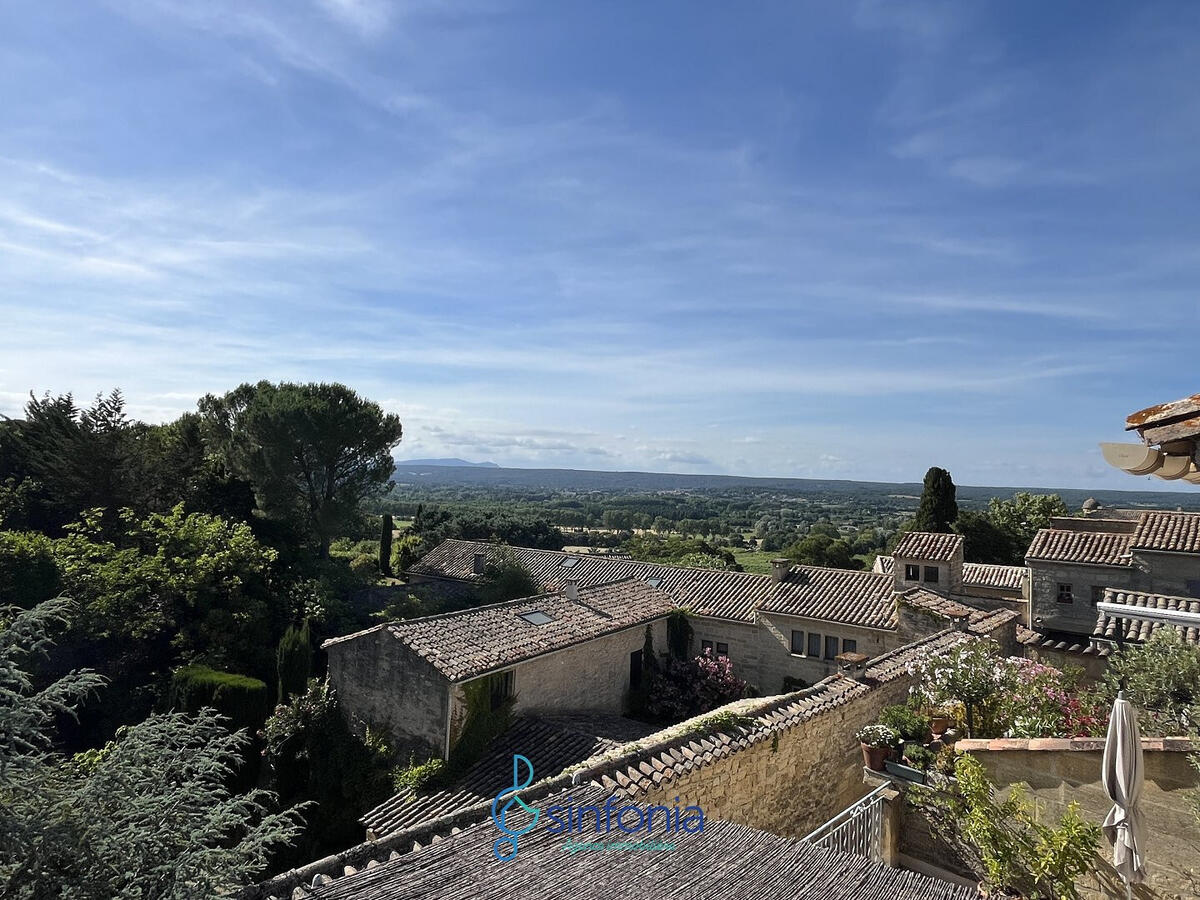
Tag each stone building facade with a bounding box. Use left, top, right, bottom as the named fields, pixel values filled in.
left=324, top=579, right=673, bottom=757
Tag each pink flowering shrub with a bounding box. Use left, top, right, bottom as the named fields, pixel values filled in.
left=645, top=650, right=752, bottom=722
left=908, top=641, right=1107, bottom=738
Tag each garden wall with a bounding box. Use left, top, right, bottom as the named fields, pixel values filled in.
left=950, top=737, right=1200, bottom=900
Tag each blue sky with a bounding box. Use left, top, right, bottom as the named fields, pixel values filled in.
left=1, top=1, right=1198, bottom=490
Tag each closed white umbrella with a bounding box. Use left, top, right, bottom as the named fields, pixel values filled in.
left=1101, top=691, right=1147, bottom=897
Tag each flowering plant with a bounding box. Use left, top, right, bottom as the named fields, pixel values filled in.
left=908, top=639, right=1009, bottom=737
left=856, top=724, right=898, bottom=748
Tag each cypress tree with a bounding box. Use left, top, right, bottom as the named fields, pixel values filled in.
left=379, top=513, right=394, bottom=577
left=913, top=466, right=958, bottom=532
left=276, top=620, right=312, bottom=702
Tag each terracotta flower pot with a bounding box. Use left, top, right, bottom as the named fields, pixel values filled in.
left=930, top=715, right=950, bottom=737
left=860, top=742, right=889, bottom=771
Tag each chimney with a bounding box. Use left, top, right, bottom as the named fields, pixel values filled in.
left=564, top=578, right=580, bottom=601
left=770, top=558, right=790, bottom=585
left=472, top=552, right=486, bottom=575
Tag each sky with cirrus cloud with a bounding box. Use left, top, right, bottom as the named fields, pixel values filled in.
left=1, top=1, right=1198, bottom=489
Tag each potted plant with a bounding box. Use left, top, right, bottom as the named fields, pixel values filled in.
left=855, top=724, right=897, bottom=771
left=929, top=709, right=951, bottom=737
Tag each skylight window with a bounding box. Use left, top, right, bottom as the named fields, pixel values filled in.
left=646, top=577, right=663, bottom=588
left=561, top=557, right=579, bottom=568
left=519, top=611, right=554, bottom=626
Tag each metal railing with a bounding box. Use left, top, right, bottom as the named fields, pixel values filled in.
left=801, top=784, right=888, bottom=861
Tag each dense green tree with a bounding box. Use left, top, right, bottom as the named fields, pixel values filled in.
left=913, top=466, right=958, bottom=533
left=477, top=550, right=539, bottom=605
left=0, top=599, right=303, bottom=898
left=200, top=382, right=403, bottom=557
left=784, top=532, right=861, bottom=570
left=953, top=510, right=1019, bottom=565
left=987, top=492, right=1069, bottom=558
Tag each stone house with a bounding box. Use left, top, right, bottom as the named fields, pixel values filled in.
left=874, top=531, right=1027, bottom=613
left=1025, top=510, right=1200, bottom=639
left=322, top=579, right=673, bottom=758
left=405, top=538, right=1018, bottom=695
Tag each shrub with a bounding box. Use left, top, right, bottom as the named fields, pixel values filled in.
left=913, top=753, right=1100, bottom=899
left=903, top=743, right=936, bottom=770
left=908, top=639, right=1008, bottom=737
left=645, top=650, right=751, bottom=722
left=855, top=724, right=897, bottom=748
left=1097, top=629, right=1200, bottom=735
left=391, top=756, right=446, bottom=792
left=681, top=710, right=756, bottom=738
left=349, top=553, right=378, bottom=579
left=168, top=664, right=269, bottom=734
left=879, top=704, right=929, bottom=743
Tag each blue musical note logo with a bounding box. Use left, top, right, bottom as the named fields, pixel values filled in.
left=490, top=754, right=540, bottom=861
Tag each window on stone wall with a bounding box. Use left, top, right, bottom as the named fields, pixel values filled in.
left=1057, top=583, right=1073, bottom=603
left=1091, top=585, right=1104, bottom=606
left=923, top=566, right=939, bottom=583
left=790, top=630, right=805, bottom=655
left=701, top=639, right=713, bottom=652
left=904, top=564, right=920, bottom=581
left=842, top=638, right=857, bottom=654
left=716, top=642, right=729, bottom=657
left=824, top=635, right=838, bottom=659
left=808, top=632, right=821, bottom=657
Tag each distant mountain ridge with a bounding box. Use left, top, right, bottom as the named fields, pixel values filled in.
left=395, top=458, right=499, bottom=468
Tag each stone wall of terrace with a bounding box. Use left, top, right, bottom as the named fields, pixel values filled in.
left=946, top=737, right=1200, bottom=900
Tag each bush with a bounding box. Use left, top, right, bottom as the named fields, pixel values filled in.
left=879, top=704, right=929, bottom=743
left=645, top=650, right=751, bottom=722
left=391, top=756, right=446, bottom=792
left=348, top=552, right=378, bottom=579
left=168, top=665, right=270, bottom=735
left=903, top=743, right=936, bottom=770
left=1097, top=630, right=1200, bottom=735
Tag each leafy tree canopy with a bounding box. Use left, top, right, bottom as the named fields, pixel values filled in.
left=200, top=381, right=403, bottom=557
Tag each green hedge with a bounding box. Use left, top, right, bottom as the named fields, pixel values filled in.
left=169, top=665, right=270, bottom=735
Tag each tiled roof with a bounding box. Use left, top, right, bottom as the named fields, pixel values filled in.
left=892, top=531, right=963, bottom=562
left=1025, top=529, right=1133, bottom=567
left=1017, top=625, right=1108, bottom=657
left=365, top=579, right=675, bottom=682
left=1131, top=511, right=1200, bottom=554
left=962, top=562, right=1025, bottom=591
left=311, top=790, right=977, bottom=900
left=1093, top=588, right=1200, bottom=647
left=899, top=588, right=1019, bottom=637
left=758, top=567, right=896, bottom=630
left=362, top=715, right=655, bottom=838
left=410, top=539, right=896, bottom=629
left=241, top=629, right=978, bottom=900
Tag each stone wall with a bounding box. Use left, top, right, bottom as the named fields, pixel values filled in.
left=324, top=625, right=451, bottom=758
left=754, top=614, right=893, bottom=695
left=1029, top=560, right=1137, bottom=635
left=1133, top=550, right=1200, bottom=600
left=952, top=737, right=1200, bottom=900
left=631, top=668, right=914, bottom=838
left=506, top=618, right=669, bottom=716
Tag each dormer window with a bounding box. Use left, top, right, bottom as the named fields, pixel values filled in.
left=904, top=564, right=920, bottom=581
left=519, top=611, right=554, bottom=626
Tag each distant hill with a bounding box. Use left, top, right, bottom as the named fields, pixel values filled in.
left=395, top=458, right=499, bottom=468
left=388, top=464, right=1200, bottom=510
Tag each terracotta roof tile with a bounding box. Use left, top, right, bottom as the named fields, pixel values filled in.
left=892, top=531, right=963, bottom=562
left=962, top=562, right=1025, bottom=590
left=1026, top=529, right=1133, bottom=567
left=1093, top=588, right=1200, bottom=647
left=382, top=579, right=675, bottom=682
left=1131, top=511, right=1200, bottom=554
left=410, top=539, right=897, bottom=629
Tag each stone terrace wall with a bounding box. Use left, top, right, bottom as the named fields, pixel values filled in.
left=955, top=737, right=1200, bottom=900
left=602, top=629, right=970, bottom=838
